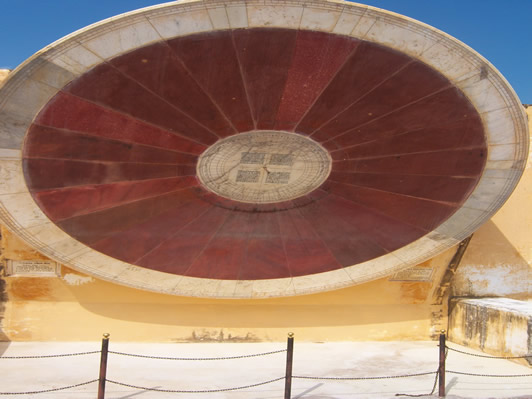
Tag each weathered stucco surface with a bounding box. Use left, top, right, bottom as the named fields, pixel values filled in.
left=449, top=298, right=532, bottom=365
left=452, top=106, right=532, bottom=300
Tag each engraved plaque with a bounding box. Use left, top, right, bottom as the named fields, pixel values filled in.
left=389, top=267, right=434, bottom=282
left=5, top=260, right=61, bottom=277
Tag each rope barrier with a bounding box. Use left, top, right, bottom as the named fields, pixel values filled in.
left=1, top=334, right=531, bottom=397
left=293, top=371, right=437, bottom=380
left=108, top=348, right=286, bottom=360
left=447, top=370, right=532, bottom=378
left=0, top=379, right=98, bottom=395
left=106, top=376, right=285, bottom=393
left=0, top=350, right=100, bottom=359
left=394, top=370, right=440, bottom=397
left=446, top=345, right=532, bottom=359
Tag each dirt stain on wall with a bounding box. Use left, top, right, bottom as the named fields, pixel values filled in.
left=175, top=329, right=261, bottom=343
left=9, top=278, right=52, bottom=301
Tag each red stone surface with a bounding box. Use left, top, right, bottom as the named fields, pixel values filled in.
left=23, top=28, right=486, bottom=280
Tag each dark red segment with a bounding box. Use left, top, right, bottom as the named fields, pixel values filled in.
left=333, top=148, right=485, bottom=177
left=110, top=42, right=236, bottom=137
left=315, top=61, right=451, bottom=141
left=333, top=118, right=485, bottom=160
left=56, top=187, right=199, bottom=245
left=35, top=92, right=206, bottom=155
left=185, top=211, right=254, bottom=280
left=320, top=195, right=427, bottom=255
left=327, top=173, right=478, bottom=203
left=24, top=124, right=197, bottom=165
left=275, top=31, right=360, bottom=131
left=136, top=206, right=230, bottom=275
left=233, top=29, right=298, bottom=130
left=278, top=209, right=342, bottom=276
left=330, top=87, right=481, bottom=149
left=324, top=181, right=458, bottom=231
left=297, top=197, right=389, bottom=266
left=90, top=195, right=211, bottom=264
left=297, top=41, right=412, bottom=135
left=33, top=176, right=198, bottom=221
left=24, top=158, right=195, bottom=191
left=238, top=212, right=291, bottom=280
left=169, top=31, right=254, bottom=132
left=64, top=63, right=218, bottom=145
left=197, top=189, right=329, bottom=214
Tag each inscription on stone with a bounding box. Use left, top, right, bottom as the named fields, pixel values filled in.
left=241, top=152, right=266, bottom=164
left=270, top=153, right=294, bottom=166
left=266, top=171, right=291, bottom=184
left=5, top=260, right=60, bottom=277
left=389, top=267, right=433, bottom=282
left=236, top=170, right=260, bottom=183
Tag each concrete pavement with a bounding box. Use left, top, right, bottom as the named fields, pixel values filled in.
left=0, top=341, right=530, bottom=398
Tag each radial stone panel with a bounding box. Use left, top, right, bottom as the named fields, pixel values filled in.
left=0, top=0, right=528, bottom=298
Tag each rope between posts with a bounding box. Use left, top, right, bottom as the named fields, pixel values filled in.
left=0, top=351, right=100, bottom=359
left=293, top=371, right=437, bottom=380
left=106, top=376, right=285, bottom=393
left=446, top=346, right=532, bottom=359
left=394, top=347, right=447, bottom=398
left=0, top=379, right=98, bottom=395
left=394, top=369, right=441, bottom=398
left=108, top=348, right=286, bottom=360
left=447, top=370, right=532, bottom=378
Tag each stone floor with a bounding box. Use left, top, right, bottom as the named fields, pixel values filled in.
left=0, top=341, right=530, bottom=398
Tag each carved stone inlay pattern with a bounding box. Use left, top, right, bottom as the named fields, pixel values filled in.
left=197, top=131, right=331, bottom=204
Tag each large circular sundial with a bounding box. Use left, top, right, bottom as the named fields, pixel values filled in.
left=0, top=0, right=528, bottom=298
left=197, top=131, right=331, bottom=204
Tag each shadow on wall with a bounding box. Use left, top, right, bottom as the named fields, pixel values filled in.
left=70, top=277, right=433, bottom=329
left=451, top=220, right=531, bottom=300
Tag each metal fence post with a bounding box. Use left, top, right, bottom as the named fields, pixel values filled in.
left=284, top=332, right=294, bottom=399
left=439, top=330, right=446, bottom=397
left=98, top=333, right=110, bottom=399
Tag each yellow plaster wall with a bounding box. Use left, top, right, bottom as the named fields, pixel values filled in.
left=1, top=220, right=456, bottom=341
left=451, top=106, right=532, bottom=300
left=0, top=69, right=9, bottom=83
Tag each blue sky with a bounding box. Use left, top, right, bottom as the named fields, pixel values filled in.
left=0, top=0, right=530, bottom=103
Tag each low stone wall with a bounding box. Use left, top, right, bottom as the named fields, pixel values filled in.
left=449, top=298, right=531, bottom=366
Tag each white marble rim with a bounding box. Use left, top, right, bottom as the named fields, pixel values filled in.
left=0, top=0, right=528, bottom=298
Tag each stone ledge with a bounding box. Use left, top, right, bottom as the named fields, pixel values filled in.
left=449, top=297, right=532, bottom=366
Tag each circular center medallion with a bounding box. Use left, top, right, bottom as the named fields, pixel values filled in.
left=197, top=131, right=332, bottom=204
